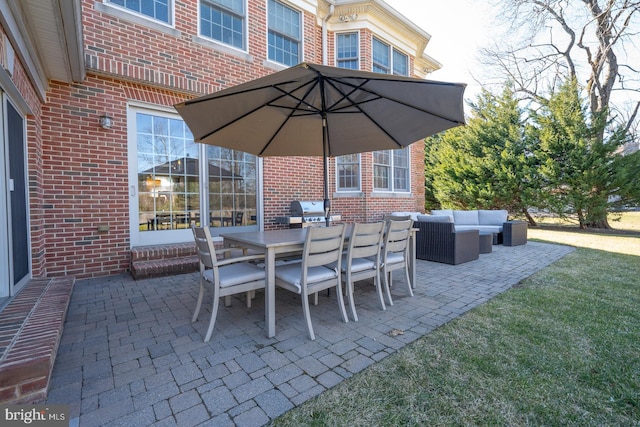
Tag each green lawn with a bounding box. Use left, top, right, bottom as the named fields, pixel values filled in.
left=271, top=214, right=640, bottom=426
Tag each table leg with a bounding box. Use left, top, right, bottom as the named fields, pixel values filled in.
left=265, top=249, right=276, bottom=338
left=409, top=231, right=416, bottom=289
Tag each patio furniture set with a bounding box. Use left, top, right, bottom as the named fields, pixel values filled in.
left=191, top=219, right=415, bottom=342
left=391, top=209, right=528, bottom=265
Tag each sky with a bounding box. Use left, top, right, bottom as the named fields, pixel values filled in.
left=385, top=0, right=640, bottom=119
left=385, top=0, right=498, bottom=104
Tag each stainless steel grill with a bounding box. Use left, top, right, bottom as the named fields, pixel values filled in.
left=275, top=200, right=341, bottom=228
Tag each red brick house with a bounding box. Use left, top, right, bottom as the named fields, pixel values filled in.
left=0, top=0, right=443, bottom=295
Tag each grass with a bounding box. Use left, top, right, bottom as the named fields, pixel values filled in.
left=270, top=213, right=640, bottom=426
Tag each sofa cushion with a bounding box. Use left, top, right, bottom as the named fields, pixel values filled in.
left=455, top=224, right=503, bottom=234
left=478, top=209, right=508, bottom=225
left=417, top=214, right=452, bottom=223
left=430, top=209, right=454, bottom=222
left=453, top=210, right=479, bottom=225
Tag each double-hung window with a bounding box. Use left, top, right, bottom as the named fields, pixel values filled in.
left=268, top=0, right=301, bottom=66
left=372, top=37, right=410, bottom=193
left=336, top=32, right=359, bottom=70
left=200, top=0, right=245, bottom=50
left=373, top=148, right=410, bottom=192
left=372, top=37, right=408, bottom=76
left=372, top=37, right=390, bottom=74
left=335, top=32, right=361, bottom=190
left=108, top=0, right=171, bottom=24
left=336, top=154, right=361, bottom=192
left=393, top=49, right=408, bottom=76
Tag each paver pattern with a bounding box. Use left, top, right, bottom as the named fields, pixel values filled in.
left=47, top=241, right=574, bottom=426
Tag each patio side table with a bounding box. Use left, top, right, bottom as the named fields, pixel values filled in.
left=503, top=220, right=528, bottom=246
left=479, top=232, right=493, bottom=254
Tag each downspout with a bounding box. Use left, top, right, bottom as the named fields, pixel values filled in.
left=322, top=0, right=335, bottom=65
left=322, top=0, right=335, bottom=222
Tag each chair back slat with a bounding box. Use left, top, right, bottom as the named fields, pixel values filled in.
left=384, top=219, right=413, bottom=254
left=349, top=222, right=385, bottom=260
left=191, top=224, right=218, bottom=269
left=304, top=225, right=346, bottom=268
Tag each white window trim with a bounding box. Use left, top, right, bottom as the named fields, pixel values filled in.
left=392, top=48, right=409, bottom=76
left=266, top=0, right=304, bottom=67
left=372, top=148, right=411, bottom=194
left=127, top=102, right=193, bottom=246
left=335, top=154, right=362, bottom=193
left=372, top=36, right=409, bottom=77
left=335, top=31, right=359, bottom=69
left=372, top=36, right=390, bottom=74
left=197, top=0, right=249, bottom=54
left=99, top=1, right=177, bottom=32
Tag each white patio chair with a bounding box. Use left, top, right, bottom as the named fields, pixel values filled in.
left=274, top=224, right=348, bottom=340
left=338, top=222, right=386, bottom=322
left=381, top=218, right=414, bottom=306
left=191, top=225, right=266, bottom=342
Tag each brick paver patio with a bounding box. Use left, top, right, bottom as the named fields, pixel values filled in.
left=47, top=241, right=574, bottom=426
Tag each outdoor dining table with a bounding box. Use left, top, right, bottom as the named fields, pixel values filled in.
left=220, top=226, right=417, bottom=338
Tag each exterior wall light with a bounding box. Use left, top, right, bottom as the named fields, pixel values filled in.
left=339, top=14, right=358, bottom=22
left=99, top=115, right=113, bottom=129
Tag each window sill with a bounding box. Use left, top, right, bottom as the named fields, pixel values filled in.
left=192, top=36, right=253, bottom=63
left=333, top=191, right=364, bottom=198
left=262, top=60, right=289, bottom=72
left=371, top=192, right=412, bottom=198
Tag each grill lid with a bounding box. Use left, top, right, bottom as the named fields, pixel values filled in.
left=290, top=200, right=325, bottom=216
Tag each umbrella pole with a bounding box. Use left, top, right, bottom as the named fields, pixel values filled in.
left=322, top=115, right=331, bottom=227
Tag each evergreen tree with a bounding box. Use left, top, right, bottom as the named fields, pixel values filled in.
left=425, top=86, right=537, bottom=223
left=530, top=78, right=624, bottom=228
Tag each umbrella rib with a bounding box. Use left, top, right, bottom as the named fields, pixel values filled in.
left=196, top=80, right=319, bottom=141
left=323, top=77, right=405, bottom=148
left=326, top=76, right=464, bottom=124
left=182, top=80, right=298, bottom=105
left=268, top=81, right=322, bottom=114
left=259, top=79, right=322, bottom=156
left=197, top=95, right=288, bottom=142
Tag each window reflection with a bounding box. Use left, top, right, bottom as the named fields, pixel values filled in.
left=136, top=112, right=257, bottom=232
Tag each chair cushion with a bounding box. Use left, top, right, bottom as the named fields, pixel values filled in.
left=453, top=210, right=479, bottom=225
left=430, top=209, right=454, bottom=222
left=329, top=256, right=376, bottom=273
left=205, top=263, right=265, bottom=288
left=385, top=252, right=405, bottom=266
left=455, top=224, right=503, bottom=234
left=347, top=257, right=377, bottom=273
left=478, top=209, right=508, bottom=225
left=275, top=263, right=338, bottom=292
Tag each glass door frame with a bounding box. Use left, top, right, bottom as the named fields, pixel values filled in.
left=1, top=90, right=31, bottom=298
left=128, top=101, right=262, bottom=247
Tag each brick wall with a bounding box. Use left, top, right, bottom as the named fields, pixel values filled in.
left=28, top=0, right=430, bottom=278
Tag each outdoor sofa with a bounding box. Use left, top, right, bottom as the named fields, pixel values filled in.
left=390, top=211, right=479, bottom=265
left=430, top=209, right=528, bottom=246
left=389, top=209, right=528, bottom=265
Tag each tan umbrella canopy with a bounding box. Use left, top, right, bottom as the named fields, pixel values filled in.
left=175, top=62, right=466, bottom=224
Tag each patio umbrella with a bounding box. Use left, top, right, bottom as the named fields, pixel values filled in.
left=174, top=62, right=466, bottom=225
